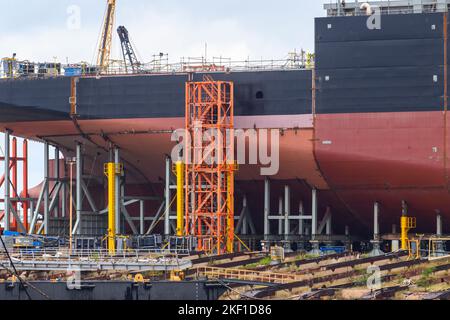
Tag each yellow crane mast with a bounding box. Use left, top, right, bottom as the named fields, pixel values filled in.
left=97, top=0, right=116, bottom=74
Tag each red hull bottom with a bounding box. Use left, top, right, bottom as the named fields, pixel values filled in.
left=3, top=111, right=450, bottom=236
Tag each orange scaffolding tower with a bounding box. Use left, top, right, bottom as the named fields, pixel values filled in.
left=185, top=76, right=235, bottom=255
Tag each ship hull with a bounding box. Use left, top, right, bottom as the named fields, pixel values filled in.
left=2, top=11, right=450, bottom=236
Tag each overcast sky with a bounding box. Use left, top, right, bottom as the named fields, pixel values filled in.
left=0, top=0, right=333, bottom=194
left=1, top=0, right=331, bottom=63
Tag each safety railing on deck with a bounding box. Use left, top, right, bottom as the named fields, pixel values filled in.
left=0, top=54, right=314, bottom=80
left=196, top=266, right=306, bottom=284
left=0, top=247, right=191, bottom=262
left=325, top=0, right=450, bottom=17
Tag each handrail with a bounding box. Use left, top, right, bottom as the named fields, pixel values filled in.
left=197, top=266, right=306, bottom=284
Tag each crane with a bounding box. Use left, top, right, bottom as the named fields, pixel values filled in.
left=117, top=26, right=142, bottom=73
left=96, top=0, right=116, bottom=74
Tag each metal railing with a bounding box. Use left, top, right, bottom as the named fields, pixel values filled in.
left=196, top=266, right=306, bottom=284
left=0, top=247, right=191, bottom=262
left=325, top=0, right=450, bottom=17
left=0, top=54, right=314, bottom=80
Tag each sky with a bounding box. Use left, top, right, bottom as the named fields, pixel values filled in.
left=0, top=0, right=334, bottom=195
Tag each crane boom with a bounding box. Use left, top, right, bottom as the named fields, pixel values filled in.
left=117, top=26, right=141, bottom=73
left=97, top=0, right=116, bottom=74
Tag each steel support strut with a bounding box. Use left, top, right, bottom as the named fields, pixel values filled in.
left=3, top=130, right=10, bottom=231
left=164, top=156, right=171, bottom=237
left=114, top=148, right=120, bottom=234
left=263, top=178, right=270, bottom=239
left=43, top=141, right=49, bottom=235
left=74, top=143, right=82, bottom=235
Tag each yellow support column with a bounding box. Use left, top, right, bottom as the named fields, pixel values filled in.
left=400, top=216, right=408, bottom=250
left=104, top=162, right=122, bottom=255
left=400, top=216, right=416, bottom=251
left=226, top=170, right=235, bottom=253
left=176, top=161, right=184, bottom=236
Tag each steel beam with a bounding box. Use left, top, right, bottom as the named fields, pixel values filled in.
left=61, top=181, right=66, bottom=218
left=54, top=147, right=60, bottom=218
left=121, top=204, right=138, bottom=235
left=326, top=208, right=332, bottom=236
left=278, top=196, right=283, bottom=236
left=298, top=201, right=304, bottom=236
left=3, top=130, right=10, bottom=231
left=242, top=196, right=248, bottom=235
left=311, top=189, right=318, bottom=240
left=317, top=207, right=331, bottom=235
left=29, top=180, right=46, bottom=234
left=75, top=143, right=82, bottom=235
left=264, top=178, right=270, bottom=239
left=146, top=200, right=165, bottom=235
left=81, top=180, right=98, bottom=213
left=140, top=200, right=144, bottom=235
left=369, top=202, right=384, bottom=256
left=374, top=202, right=380, bottom=240
left=284, top=185, right=290, bottom=239
left=164, top=156, right=171, bottom=237
left=48, top=182, right=63, bottom=215
left=44, top=142, right=49, bottom=235
left=437, top=212, right=443, bottom=236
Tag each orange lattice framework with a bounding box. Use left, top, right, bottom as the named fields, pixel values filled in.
left=185, top=76, right=235, bottom=254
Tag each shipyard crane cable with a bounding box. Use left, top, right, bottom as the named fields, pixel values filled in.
left=0, top=235, right=52, bottom=300
left=0, top=261, right=51, bottom=300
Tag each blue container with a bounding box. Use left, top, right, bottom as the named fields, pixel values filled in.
left=3, top=230, right=22, bottom=237
left=320, top=246, right=346, bottom=254
left=64, top=67, right=82, bottom=76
